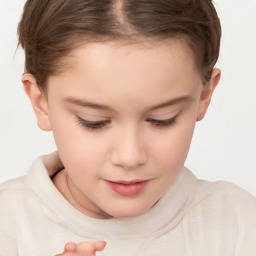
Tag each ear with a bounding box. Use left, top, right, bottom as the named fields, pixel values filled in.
left=196, top=68, right=221, bottom=121
left=22, top=73, right=52, bottom=131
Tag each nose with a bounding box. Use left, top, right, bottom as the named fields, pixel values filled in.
left=111, top=126, right=147, bottom=170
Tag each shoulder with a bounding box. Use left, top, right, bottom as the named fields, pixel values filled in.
left=0, top=176, right=34, bottom=237
left=0, top=152, right=58, bottom=203
left=192, top=179, right=256, bottom=208
left=187, top=178, right=256, bottom=218
left=180, top=167, right=256, bottom=221
left=0, top=175, right=38, bottom=218
left=182, top=177, right=256, bottom=252
left=211, top=180, right=256, bottom=223
left=0, top=175, right=32, bottom=199
left=0, top=158, right=52, bottom=216
left=0, top=175, right=28, bottom=189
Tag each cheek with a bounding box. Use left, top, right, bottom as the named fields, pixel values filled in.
left=152, top=118, right=196, bottom=174
left=50, top=114, right=108, bottom=174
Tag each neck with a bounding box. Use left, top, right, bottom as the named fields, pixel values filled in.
left=52, top=169, right=112, bottom=219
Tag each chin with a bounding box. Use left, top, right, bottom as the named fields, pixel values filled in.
left=107, top=203, right=151, bottom=219
left=112, top=211, right=145, bottom=219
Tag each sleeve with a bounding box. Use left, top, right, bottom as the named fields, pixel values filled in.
left=234, top=188, right=256, bottom=255
left=0, top=189, right=18, bottom=256
left=0, top=232, right=17, bottom=256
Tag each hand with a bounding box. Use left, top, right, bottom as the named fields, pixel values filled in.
left=56, top=241, right=106, bottom=256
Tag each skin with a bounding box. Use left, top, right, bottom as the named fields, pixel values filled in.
left=56, top=241, right=106, bottom=256
left=22, top=40, right=220, bottom=254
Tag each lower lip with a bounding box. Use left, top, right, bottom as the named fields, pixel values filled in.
left=105, top=180, right=149, bottom=197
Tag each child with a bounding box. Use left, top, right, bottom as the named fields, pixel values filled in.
left=1, top=0, right=256, bottom=255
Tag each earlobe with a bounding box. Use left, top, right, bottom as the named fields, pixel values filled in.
left=22, top=73, right=52, bottom=131
left=196, top=68, right=221, bottom=121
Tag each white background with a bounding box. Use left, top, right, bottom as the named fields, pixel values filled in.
left=0, top=0, right=255, bottom=196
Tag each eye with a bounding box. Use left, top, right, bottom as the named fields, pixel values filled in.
left=76, top=116, right=111, bottom=131
left=146, top=114, right=179, bottom=128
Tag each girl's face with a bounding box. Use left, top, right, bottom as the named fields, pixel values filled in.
left=25, top=40, right=220, bottom=219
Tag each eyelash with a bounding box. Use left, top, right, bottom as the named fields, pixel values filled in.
left=146, top=114, right=178, bottom=128
left=76, top=117, right=111, bottom=131
left=76, top=114, right=178, bottom=131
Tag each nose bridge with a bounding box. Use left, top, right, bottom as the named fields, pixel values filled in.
left=111, top=123, right=147, bottom=169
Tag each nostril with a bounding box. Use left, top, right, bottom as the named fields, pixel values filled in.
left=110, top=129, right=147, bottom=168
left=110, top=150, right=147, bottom=169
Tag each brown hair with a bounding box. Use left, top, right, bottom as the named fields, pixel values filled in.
left=18, top=0, right=221, bottom=90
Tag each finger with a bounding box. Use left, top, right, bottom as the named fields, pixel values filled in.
left=64, top=241, right=77, bottom=252
left=55, top=253, right=78, bottom=256
left=93, top=241, right=107, bottom=251
left=76, top=241, right=106, bottom=253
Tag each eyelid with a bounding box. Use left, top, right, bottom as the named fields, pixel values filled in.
left=76, top=112, right=179, bottom=131
left=76, top=116, right=111, bottom=131
left=146, top=113, right=179, bottom=127
left=146, top=113, right=179, bottom=122
left=75, top=111, right=109, bottom=120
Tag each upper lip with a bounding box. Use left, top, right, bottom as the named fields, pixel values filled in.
left=105, top=179, right=149, bottom=185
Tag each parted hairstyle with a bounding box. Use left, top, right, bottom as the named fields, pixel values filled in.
left=18, top=0, right=221, bottom=91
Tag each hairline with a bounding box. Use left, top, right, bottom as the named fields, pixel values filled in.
left=41, top=35, right=199, bottom=95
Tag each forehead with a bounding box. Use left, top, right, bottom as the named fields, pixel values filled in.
left=47, top=40, right=202, bottom=106
left=63, top=39, right=198, bottom=80
left=68, top=39, right=195, bottom=67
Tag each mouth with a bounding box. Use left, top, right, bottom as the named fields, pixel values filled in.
left=104, top=180, right=149, bottom=197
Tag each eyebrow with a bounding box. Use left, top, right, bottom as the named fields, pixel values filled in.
left=64, top=95, right=193, bottom=112
left=146, top=95, right=193, bottom=111
left=64, top=97, right=115, bottom=111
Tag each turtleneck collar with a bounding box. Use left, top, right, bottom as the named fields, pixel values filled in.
left=27, top=151, right=198, bottom=239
